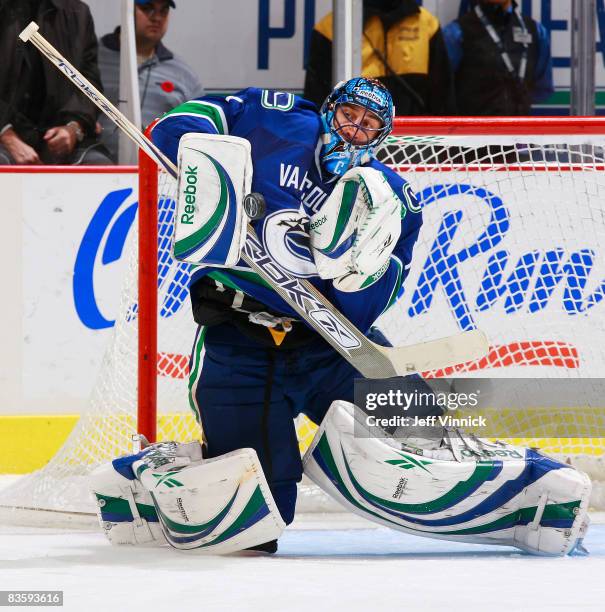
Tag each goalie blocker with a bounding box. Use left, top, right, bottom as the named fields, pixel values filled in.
left=173, top=133, right=253, bottom=267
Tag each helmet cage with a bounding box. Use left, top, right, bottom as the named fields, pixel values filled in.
left=319, top=78, right=394, bottom=177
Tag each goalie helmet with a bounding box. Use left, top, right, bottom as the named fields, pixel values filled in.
left=319, top=77, right=394, bottom=177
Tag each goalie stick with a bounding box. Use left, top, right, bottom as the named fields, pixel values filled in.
left=19, top=21, right=489, bottom=378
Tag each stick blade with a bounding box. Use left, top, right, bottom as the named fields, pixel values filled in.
left=381, top=329, right=489, bottom=375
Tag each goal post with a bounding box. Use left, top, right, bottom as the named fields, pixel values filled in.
left=1, top=116, right=604, bottom=525
left=138, top=143, right=158, bottom=444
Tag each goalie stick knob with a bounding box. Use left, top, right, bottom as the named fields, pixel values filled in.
left=243, top=192, right=267, bottom=220
left=19, top=22, right=40, bottom=42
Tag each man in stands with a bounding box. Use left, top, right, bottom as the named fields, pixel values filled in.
left=97, top=0, right=204, bottom=162
left=443, top=0, right=553, bottom=115
left=304, top=0, right=455, bottom=116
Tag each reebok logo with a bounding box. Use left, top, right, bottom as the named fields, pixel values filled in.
left=392, top=476, right=408, bottom=499
left=310, top=215, right=327, bottom=231
left=176, top=497, right=189, bottom=523
left=180, top=165, right=198, bottom=225
left=356, top=89, right=383, bottom=106
left=461, top=448, right=524, bottom=459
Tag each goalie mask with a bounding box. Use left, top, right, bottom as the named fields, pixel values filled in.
left=319, top=77, right=394, bottom=178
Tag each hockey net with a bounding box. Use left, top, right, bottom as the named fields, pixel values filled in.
left=1, top=117, right=604, bottom=525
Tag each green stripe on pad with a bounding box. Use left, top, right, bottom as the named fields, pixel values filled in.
left=173, top=154, right=229, bottom=258
left=321, top=180, right=358, bottom=254
left=96, top=494, right=157, bottom=521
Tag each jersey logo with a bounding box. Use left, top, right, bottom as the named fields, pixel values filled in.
left=261, top=90, right=294, bottom=111
left=279, top=163, right=329, bottom=213
left=262, top=209, right=316, bottom=277
left=403, top=182, right=421, bottom=215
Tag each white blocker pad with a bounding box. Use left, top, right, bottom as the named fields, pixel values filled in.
left=132, top=446, right=285, bottom=553
left=303, top=401, right=592, bottom=556
left=173, top=133, right=252, bottom=267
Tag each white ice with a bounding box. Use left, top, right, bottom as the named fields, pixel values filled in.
left=2, top=477, right=604, bottom=612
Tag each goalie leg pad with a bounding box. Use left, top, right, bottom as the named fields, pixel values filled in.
left=133, top=445, right=285, bottom=554
left=173, top=133, right=252, bottom=267
left=89, top=441, right=208, bottom=546
left=90, top=460, right=165, bottom=546
left=303, top=401, right=591, bottom=556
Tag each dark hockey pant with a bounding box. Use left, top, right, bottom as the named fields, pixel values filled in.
left=189, top=322, right=439, bottom=524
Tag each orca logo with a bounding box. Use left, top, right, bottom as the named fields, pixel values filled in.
left=262, top=209, right=316, bottom=277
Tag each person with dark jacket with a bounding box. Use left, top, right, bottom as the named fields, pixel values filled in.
left=97, top=0, right=204, bottom=163
left=443, top=0, right=553, bottom=115
left=303, top=0, right=455, bottom=115
left=0, top=0, right=111, bottom=165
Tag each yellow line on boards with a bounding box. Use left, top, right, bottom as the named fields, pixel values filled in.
left=1, top=413, right=601, bottom=475
left=0, top=415, right=80, bottom=473
left=0, top=414, right=204, bottom=474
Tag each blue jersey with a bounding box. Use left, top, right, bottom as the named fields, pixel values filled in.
left=151, top=88, right=422, bottom=333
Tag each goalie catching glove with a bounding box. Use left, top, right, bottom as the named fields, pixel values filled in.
left=309, top=166, right=402, bottom=291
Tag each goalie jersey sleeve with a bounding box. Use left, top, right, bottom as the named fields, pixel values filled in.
left=150, top=89, right=422, bottom=335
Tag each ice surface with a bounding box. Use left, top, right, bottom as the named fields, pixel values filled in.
left=2, top=478, right=604, bottom=611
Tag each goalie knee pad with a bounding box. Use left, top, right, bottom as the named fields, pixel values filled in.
left=303, top=401, right=591, bottom=556
left=91, top=440, right=285, bottom=554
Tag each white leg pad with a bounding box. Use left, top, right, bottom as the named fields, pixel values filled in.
left=90, top=462, right=165, bottom=546
left=133, top=447, right=285, bottom=553
left=303, top=401, right=592, bottom=556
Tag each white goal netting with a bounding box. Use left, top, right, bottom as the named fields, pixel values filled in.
left=1, top=119, right=604, bottom=525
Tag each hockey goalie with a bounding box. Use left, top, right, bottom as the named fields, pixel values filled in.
left=90, top=77, right=591, bottom=555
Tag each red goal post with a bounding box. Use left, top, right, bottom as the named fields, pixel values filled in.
left=138, top=143, right=159, bottom=442
left=392, top=116, right=605, bottom=136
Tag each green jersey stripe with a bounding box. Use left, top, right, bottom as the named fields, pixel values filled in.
left=155, top=101, right=228, bottom=135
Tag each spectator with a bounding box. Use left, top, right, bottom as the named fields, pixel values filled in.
left=443, top=0, right=553, bottom=115
left=97, top=0, right=204, bottom=163
left=0, top=0, right=111, bottom=165
left=303, top=0, right=455, bottom=115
